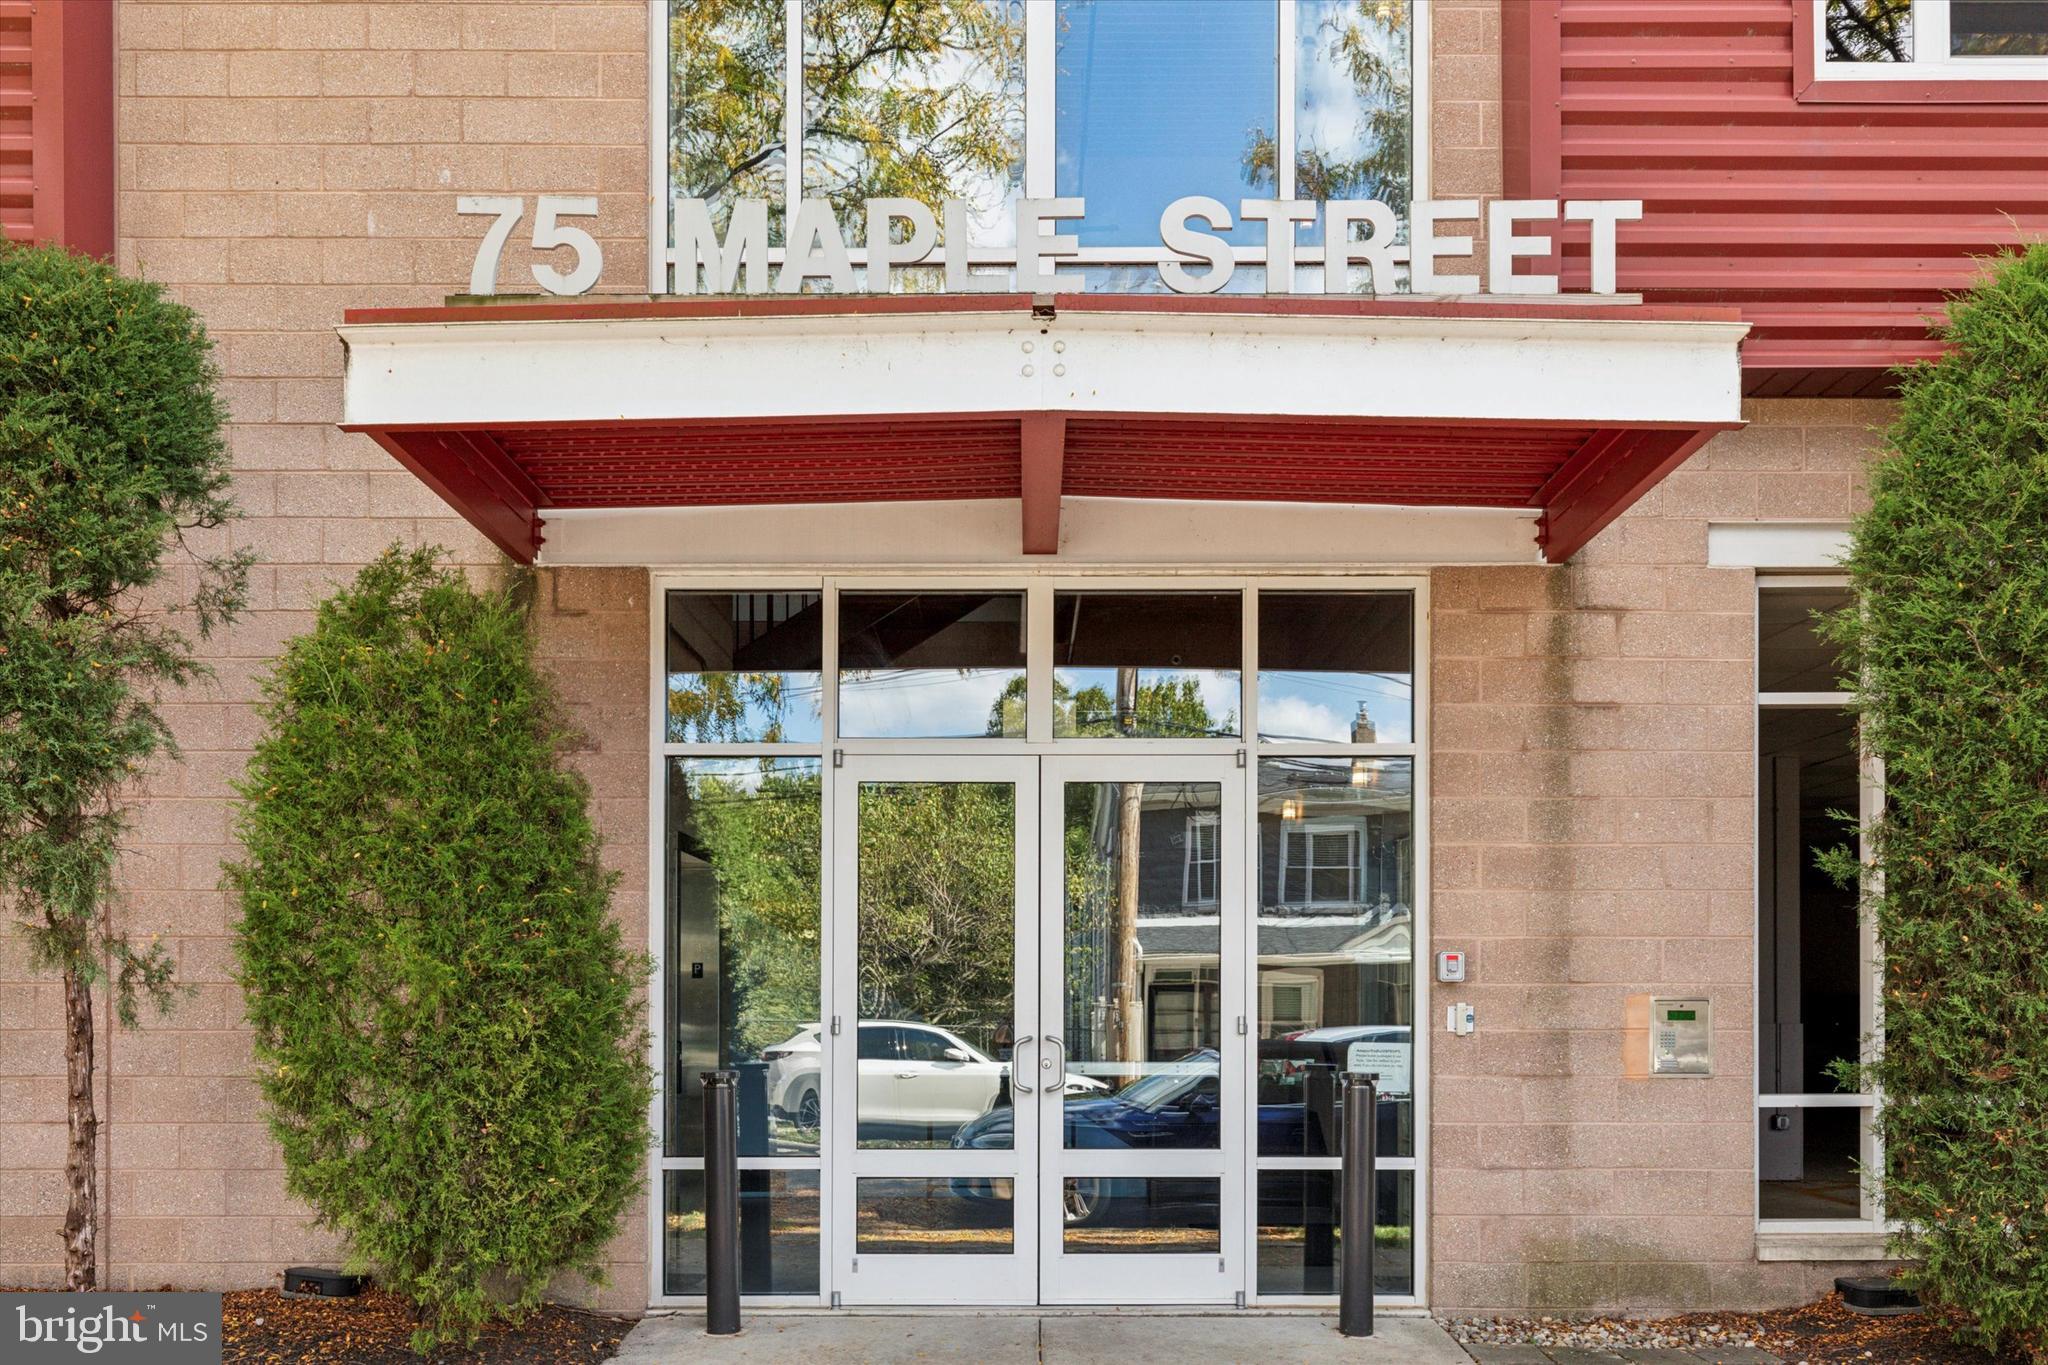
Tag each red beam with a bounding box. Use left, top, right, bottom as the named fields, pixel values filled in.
left=366, top=429, right=544, bottom=564
left=1537, top=426, right=1725, bottom=562
left=1020, top=413, right=1066, bottom=555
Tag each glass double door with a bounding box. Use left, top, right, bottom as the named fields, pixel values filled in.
left=829, top=754, right=1243, bottom=1305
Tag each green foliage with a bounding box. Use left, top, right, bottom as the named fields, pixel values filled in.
left=671, top=0, right=1023, bottom=235
left=228, top=549, right=650, bottom=1353
left=0, top=241, right=248, bottom=1020
left=1819, top=243, right=2048, bottom=1360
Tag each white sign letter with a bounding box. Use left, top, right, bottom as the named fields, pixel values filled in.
left=1486, top=198, right=1559, bottom=296
left=1565, top=199, right=1642, bottom=295
left=1239, top=199, right=1317, bottom=293
left=673, top=197, right=769, bottom=294
left=457, top=196, right=524, bottom=296
left=1410, top=200, right=1480, bottom=295
left=779, top=199, right=857, bottom=293
left=1159, top=196, right=1235, bottom=295
left=530, top=195, right=603, bottom=296
left=1321, top=201, right=1402, bottom=296
left=866, top=197, right=938, bottom=291
left=942, top=200, right=1005, bottom=292
left=1016, top=197, right=1084, bottom=294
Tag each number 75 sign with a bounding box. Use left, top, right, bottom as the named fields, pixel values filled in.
left=457, top=195, right=604, bottom=296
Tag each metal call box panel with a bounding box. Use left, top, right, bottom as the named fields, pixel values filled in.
left=1649, top=997, right=1712, bottom=1077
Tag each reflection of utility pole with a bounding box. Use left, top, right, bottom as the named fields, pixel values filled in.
left=1110, top=666, right=1144, bottom=1068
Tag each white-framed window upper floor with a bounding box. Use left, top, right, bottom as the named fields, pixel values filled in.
left=648, top=0, right=1429, bottom=294
left=1755, top=574, right=1889, bottom=1238
left=1815, top=0, right=2048, bottom=80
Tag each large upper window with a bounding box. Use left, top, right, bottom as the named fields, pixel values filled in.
left=660, top=0, right=1420, bottom=292
left=1818, top=0, right=2048, bottom=76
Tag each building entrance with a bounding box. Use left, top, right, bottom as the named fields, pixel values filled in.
left=653, top=579, right=1425, bottom=1310
left=830, top=755, right=1243, bottom=1305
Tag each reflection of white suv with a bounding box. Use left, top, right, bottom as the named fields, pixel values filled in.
left=765, top=1021, right=1102, bottom=1136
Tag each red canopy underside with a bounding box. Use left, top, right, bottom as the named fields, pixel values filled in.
left=353, top=413, right=1728, bottom=566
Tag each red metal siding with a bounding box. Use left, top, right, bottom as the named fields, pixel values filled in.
left=1512, top=0, right=2048, bottom=395
left=0, top=0, right=113, bottom=255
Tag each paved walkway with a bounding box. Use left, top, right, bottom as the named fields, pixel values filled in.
left=615, top=1310, right=1471, bottom=1363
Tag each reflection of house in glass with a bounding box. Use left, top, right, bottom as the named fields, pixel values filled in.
left=1061, top=761, right=1414, bottom=1073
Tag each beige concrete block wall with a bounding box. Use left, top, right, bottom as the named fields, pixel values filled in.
left=0, top=2, right=652, bottom=1304
left=1428, top=399, right=1894, bottom=1314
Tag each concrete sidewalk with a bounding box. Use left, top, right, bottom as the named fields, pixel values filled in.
left=614, top=1311, right=1471, bottom=1363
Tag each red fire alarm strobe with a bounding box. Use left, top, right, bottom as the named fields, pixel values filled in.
left=1436, top=950, right=1465, bottom=983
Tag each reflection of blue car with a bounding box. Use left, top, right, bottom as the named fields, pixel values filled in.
left=949, top=1048, right=1406, bottom=1224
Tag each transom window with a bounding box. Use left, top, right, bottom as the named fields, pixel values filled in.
left=657, top=0, right=1424, bottom=292
left=1817, top=0, right=2048, bottom=76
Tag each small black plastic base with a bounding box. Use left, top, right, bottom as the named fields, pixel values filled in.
left=1836, top=1274, right=1921, bottom=1316
left=282, top=1267, right=366, bottom=1299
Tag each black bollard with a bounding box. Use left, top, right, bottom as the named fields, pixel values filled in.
left=1338, top=1072, right=1378, bottom=1338
left=702, top=1070, right=741, bottom=1335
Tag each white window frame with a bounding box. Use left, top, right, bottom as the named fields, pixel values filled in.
left=1810, top=0, right=2048, bottom=81
left=647, top=0, right=1433, bottom=292
left=1182, top=810, right=1220, bottom=907
left=1753, top=572, right=1891, bottom=1240
left=1279, top=818, right=1364, bottom=908
left=645, top=571, right=1431, bottom=1309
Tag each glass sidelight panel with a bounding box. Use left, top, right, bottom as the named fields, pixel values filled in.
left=856, top=1178, right=1016, bottom=1254
left=1059, top=781, right=1224, bottom=1149
left=856, top=781, right=1018, bottom=1147
left=1061, top=1177, right=1222, bottom=1254
left=1255, top=1169, right=1413, bottom=1295
left=665, top=758, right=823, bottom=1158
left=839, top=592, right=1027, bottom=738
left=1256, top=757, right=1415, bottom=1158
left=1052, top=592, right=1241, bottom=738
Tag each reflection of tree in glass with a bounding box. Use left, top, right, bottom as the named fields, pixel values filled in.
left=986, top=673, right=1231, bottom=738
left=1243, top=0, right=1413, bottom=211
left=1824, top=0, right=1911, bottom=61
left=688, top=765, right=823, bottom=1056
left=671, top=0, right=1024, bottom=233
left=856, top=783, right=1016, bottom=1054
left=669, top=671, right=800, bottom=743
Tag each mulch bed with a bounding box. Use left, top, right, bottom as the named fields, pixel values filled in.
left=220, top=1287, right=629, bottom=1364
left=1750, top=1294, right=2026, bottom=1364
left=1671, top=1294, right=2026, bottom=1364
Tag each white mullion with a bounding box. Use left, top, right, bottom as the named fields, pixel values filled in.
left=1916, top=0, right=1949, bottom=62
left=1757, top=1093, right=1871, bottom=1109
left=1757, top=691, right=1857, bottom=708
left=1276, top=0, right=1297, bottom=202
left=1024, top=0, right=1055, bottom=199
left=784, top=0, right=803, bottom=221
left=647, top=0, right=670, bottom=293
left=645, top=574, right=668, bottom=1308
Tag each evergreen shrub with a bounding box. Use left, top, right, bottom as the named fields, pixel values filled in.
left=1822, top=242, right=2048, bottom=1359
left=228, top=548, right=650, bottom=1352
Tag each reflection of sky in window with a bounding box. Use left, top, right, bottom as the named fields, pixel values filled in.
left=1054, top=1, right=1277, bottom=247
left=675, top=755, right=823, bottom=796
left=839, top=668, right=1025, bottom=738
left=1257, top=671, right=1412, bottom=744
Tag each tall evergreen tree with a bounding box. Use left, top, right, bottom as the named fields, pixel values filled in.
left=0, top=244, right=250, bottom=1289
left=228, top=548, right=650, bottom=1352
left=1822, top=243, right=2048, bottom=1358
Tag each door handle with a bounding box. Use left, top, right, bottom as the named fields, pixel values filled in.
left=1012, top=1035, right=1035, bottom=1094
left=1044, top=1034, right=1066, bottom=1090
left=895, top=1072, right=917, bottom=1079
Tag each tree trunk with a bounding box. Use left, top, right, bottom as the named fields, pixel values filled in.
left=1109, top=665, right=1144, bottom=1066
left=62, top=963, right=97, bottom=1291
